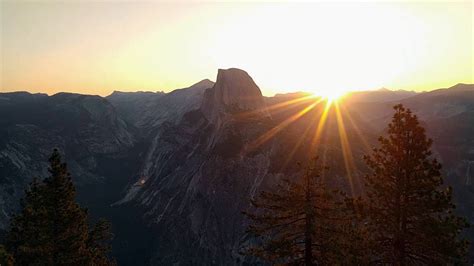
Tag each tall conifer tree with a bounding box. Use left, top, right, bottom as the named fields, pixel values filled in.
left=87, top=219, right=115, bottom=265
left=243, top=157, right=347, bottom=265
left=364, top=104, right=469, bottom=264
left=5, top=149, right=114, bottom=265
left=0, top=245, right=14, bottom=266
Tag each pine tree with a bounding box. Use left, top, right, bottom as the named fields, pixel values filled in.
left=5, top=149, right=114, bottom=265
left=87, top=219, right=115, bottom=265
left=337, top=196, right=373, bottom=265
left=43, top=149, right=90, bottom=265
left=242, top=157, right=347, bottom=265
left=363, top=104, right=469, bottom=264
left=5, top=178, right=52, bottom=265
left=0, top=244, right=14, bottom=266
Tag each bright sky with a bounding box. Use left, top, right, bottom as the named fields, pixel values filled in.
left=1, top=1, right=472, bottom=96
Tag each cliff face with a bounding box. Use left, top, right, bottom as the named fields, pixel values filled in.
left=201, top=68, right=267, bottom=124
left=113, top=69, right=275, bottom=264
left=210, top=68, right=264, bottom=109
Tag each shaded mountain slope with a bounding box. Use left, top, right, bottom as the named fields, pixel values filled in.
left=0, top=92, right=136, bottom=228
left=107, top=79, right=215, bottom=130
left=0, top=76, right=473, bottom=264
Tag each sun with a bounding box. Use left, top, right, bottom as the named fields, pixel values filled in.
left=323, top=90, right=345, bottom=102
left=311, top=88, right=347, bottom=103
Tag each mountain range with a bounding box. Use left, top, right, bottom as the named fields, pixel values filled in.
left=0, top=69, right=473, bottom=264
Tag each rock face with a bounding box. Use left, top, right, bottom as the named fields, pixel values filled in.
left=114, top=69, right=276, bottom=264
left=201, top=68, right=267, bottom=123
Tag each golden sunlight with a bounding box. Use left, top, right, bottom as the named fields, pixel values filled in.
left=313, top=89, right=346, bottom=103
left=0, top=1, right=472, bottom=265
left=1, top=2, right=472, bottom=95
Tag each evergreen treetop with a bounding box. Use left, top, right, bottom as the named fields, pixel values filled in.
left=5, top=149, right=115, bottom=265
left=363, top=104, right=469, bottom=264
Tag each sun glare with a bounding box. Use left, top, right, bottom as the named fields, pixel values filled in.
left=1, top=2, right=471, bottom=95
left=311, top=89, right=346, bottom=103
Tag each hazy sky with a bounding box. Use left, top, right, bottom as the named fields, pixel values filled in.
left=1, top=1, right=472, bottom=96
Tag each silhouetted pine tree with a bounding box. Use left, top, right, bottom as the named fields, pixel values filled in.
left=87, top=219, right=115, bottom=265
left=363, top=104, right=469, bottom=264
left=5, top=149, right=114, bottom=265
left=337, top=195, right=373, bottom=264
left=243, top=157, right=348, bottom=265
left=5, top=178, right=52, bottom=264
left=0, top=244, right=14, bottom=266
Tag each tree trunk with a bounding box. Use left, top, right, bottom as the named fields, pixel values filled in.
left=305, top=210, right=313, bottom=266
left=304, top=173, right=313, bottom=266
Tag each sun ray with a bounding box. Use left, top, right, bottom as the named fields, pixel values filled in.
left=320, top=137, right=330, bottom=184
left=246, top=99, right=322, bottom=152
left=338, top=103, right=373, bottom=154
left=278, top=110, right=320, bottom=172
left=334, top=102, right=358, bottom=197
left=309, top=99, right=332, bottom=153
left=236, top=94, right=318, bottom=119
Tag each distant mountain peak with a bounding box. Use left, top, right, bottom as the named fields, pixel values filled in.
left=273, top=91, right=312, bottom=98
left=213, top=68, right=264, bottom=108
left=188, top=79, right=215, bottom=90
left=108, top=90, right=164, bottom=96
left=201, top=68, right=267, bottom=122
left=450, top=83, right=473, bottom=91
